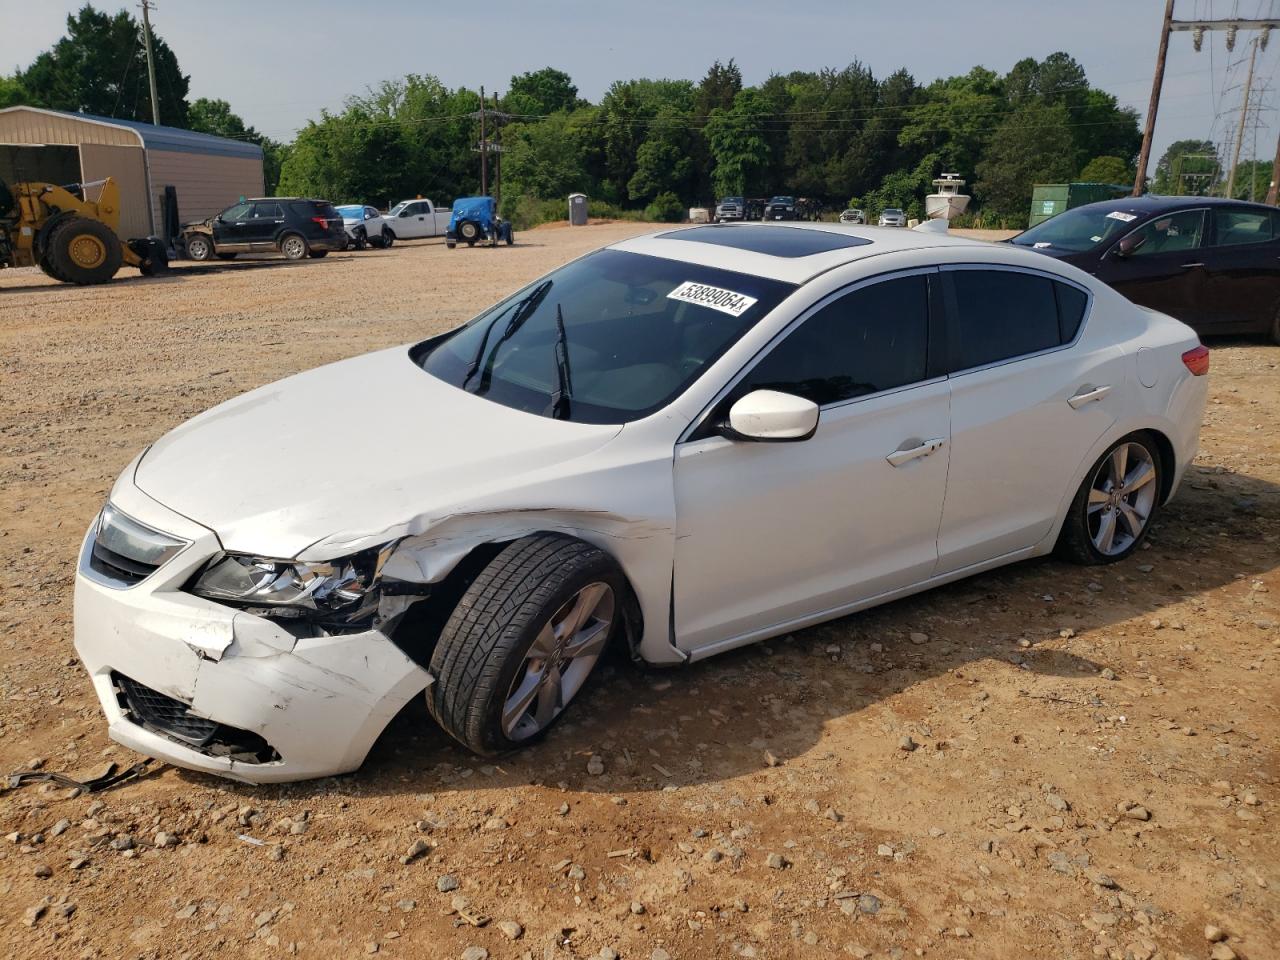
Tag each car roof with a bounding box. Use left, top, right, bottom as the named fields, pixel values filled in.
left=246, top=197, right=327, bottom=203
left=610, top=222, right=988, bottom=284
left=1079, top=194, right=1277, bottom=216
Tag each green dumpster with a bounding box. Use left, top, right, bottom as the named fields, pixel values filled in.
left=1028, top=182, right=1129, bottom=227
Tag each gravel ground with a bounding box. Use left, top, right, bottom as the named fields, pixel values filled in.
left=0, top=222, right=1276, bottom=960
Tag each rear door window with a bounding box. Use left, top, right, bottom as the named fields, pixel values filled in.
left=1211, top=208, right=1274, bottom=247
left=946, top=269, right=1076, bottom=371
left=738, top=274, right=931, bottom=406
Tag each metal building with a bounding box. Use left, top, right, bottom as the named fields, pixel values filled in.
left=0, top=106, right=265, bottom=244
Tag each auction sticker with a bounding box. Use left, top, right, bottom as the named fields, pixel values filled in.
left=1105, top=211, right=1137, bottom=222
left=668, top=281, right=758, bottom=317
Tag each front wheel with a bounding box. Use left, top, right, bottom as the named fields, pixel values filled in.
left=381, top=229, right=395, bottom=249
left=1057, top=434, right=1162, bottom=565
left=427, top=535, right=624, bottom=756
left=185, top=234, right=213, bottom=261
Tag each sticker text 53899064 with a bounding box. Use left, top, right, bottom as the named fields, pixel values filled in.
left=667, top=281, right=758, bottom=317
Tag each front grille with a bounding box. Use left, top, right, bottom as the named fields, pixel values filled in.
left=115, top=672, right=218, bottom=744
left=112, top=672, right=282, bottom=764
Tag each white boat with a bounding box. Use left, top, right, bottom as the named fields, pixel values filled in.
left=925, top=173, right=970, bottom=220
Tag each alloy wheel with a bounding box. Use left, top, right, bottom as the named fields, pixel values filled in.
left=1087, top=441, right=1157, bottom=556
left=501, top=582, right=615, bottom=741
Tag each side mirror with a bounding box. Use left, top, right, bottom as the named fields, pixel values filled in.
left=1115, top=233, right=1146, bottom=257
left=723, top=390, right=819, bottom=442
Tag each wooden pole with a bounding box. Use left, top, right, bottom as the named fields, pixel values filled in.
left=139, top=0, right=161, bottom=125
left=1266, top=127, right=1280, bottom=205
left=1135, top=0, right=1176, bottom=196
left=1225, top=37, right=1258, bottom=199
left=493, top=92, right=502, bottom=209
left=479, top=85, right=487, bottom=197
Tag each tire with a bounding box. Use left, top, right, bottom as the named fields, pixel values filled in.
left=382, top=229, right=395, bottom=248
left=353, top=228, right=367, bottom=251
left=446, top=241, right=456, bottom=249
left=427, top=534, right=626, bottom=756
left=1057, top=432, right=1162, bottom=565
left=216, top=252, right=237, bottom=261
left=185, top=234, right=214, bottom=262
left=280, top=233, right=309, bottom=261
left=458, top=220, right=481, bottom=243
left=308, top=250, right=328, bottom=259
left=45, top=217, right=122, bottom=285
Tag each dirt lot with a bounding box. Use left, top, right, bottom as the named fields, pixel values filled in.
left=0, top=223, right=1276, bottom=960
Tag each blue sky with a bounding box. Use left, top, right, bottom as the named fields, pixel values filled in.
left=4, top=0, right=1278, bottom=174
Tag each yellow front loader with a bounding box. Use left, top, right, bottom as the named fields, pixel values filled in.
left=0, top=176, right=167, bottom=285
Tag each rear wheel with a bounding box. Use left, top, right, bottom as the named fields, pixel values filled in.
left=280, top=233, right=308, bottom=261
left=458, top=220, right=481, bottom=243
left=185, top=234, right=213, bottom=262
left=427, top=535, right=624, bottom=756
left=46, top=217, right=122, bottom=285
left=1057, top=433, right=1162, bottom=565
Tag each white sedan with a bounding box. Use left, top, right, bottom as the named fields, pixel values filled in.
left=74, top=223, right=1208, bottom=782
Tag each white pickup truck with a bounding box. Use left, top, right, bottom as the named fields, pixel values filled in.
left=385, top=198, right=451, bottom=240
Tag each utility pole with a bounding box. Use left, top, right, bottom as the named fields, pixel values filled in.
left=479, top=85, right=487, bottom=196
left=139, top=0, right=161, bottom=126
left=1225, top=36, right=1259, bottom=199
left=492, top=91, right=502, bottom=208
left=1267, top=127, right=1280, bottom=205
left=1135, top=0, right=1175, bottom=196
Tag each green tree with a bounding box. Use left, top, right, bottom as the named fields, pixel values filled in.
left=0, top=75, right=26, bottom=109
left=899, top=67, right=1007, bottom=177
left=501, top=108, right=594, bottom=199
left=18, top=4, right=189, bottom=125
left=974, top=101, right=1075, bottom=216
left=1078, top=155, right=1131, bottom=184
left=596, top=78, right=695, bottom=204
left=505, top=68, right=580, bottom=117
left=705, top=88, right=770, bottom=197
left=1152, top=139, right=1219, bottom=195
left=1225, top=159, right=1272, bottom=201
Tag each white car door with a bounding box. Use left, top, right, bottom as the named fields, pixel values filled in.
left=935, top=265, right=1125, bottom=573
left=672, top=270, right=951, bottom=655
left=393, top=201, right=430, bottom=239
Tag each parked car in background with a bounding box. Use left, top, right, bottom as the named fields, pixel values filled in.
left=878, top=208, right=907, bottom=227
left=183, top=198, right=346, bottom=261
left=715, top=196, right=746, bottom=222
left=386, top=198, right=451, bottom=240
left=75, top=222, right=1207, bottom=782
left=336, top=205, right=394, bottom=250
left=764, top=196, right=798, bottom=221
left=840, top=208, right=866, bottom=224
left=445, top=196, right=513, bottom=248
left=1012, top=196, right=1280, bottom=343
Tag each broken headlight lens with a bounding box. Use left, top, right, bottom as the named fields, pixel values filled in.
left=190, top=546, right=390, bottom=619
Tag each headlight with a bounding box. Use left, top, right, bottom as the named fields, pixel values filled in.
left=191, top=545, right=391, bottom=620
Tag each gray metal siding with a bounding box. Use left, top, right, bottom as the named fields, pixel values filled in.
left=145, top=150, right=266, bottom=229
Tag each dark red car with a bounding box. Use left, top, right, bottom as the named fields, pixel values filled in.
left=1012, top=196, right=1280, bottom=343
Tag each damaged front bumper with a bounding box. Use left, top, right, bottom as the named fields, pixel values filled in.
left=72, top=492, right=431, bottom=784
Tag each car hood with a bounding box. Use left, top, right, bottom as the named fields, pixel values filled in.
left=133, top=346, right=623, bottom=558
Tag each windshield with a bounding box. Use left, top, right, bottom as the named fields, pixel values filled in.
left=414, top=249, right=795, bottom=424
left=387, top=202, right=407, bottom=217
left=770, top=197, right=794, bottom=204
left=883, top=209, right=903, bottom=216
left=721, top=197, right=743, bottom=205
left=335, top=205, right=363, bottom=218
left=1013, top=205, right=1140, bottom=253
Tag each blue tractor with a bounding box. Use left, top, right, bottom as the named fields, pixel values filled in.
left=445, top=196, right=513, bottom=249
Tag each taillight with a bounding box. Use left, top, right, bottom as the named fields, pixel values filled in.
left=311, top=216, right=328, bottom=229
left=1181, top=344, right=1210, bottom=376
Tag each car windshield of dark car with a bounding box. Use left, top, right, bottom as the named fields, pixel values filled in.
left=771, top=197, right=794, bottom=204
left=414, top=249, right=795, bottom=424
left=1013, top=206, right=1138, bottom=253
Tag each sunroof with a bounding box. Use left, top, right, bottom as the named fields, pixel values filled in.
left=663, top=224, right=872, bottom=258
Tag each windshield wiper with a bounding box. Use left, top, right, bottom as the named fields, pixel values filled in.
left=461, top=279, right=553, bottom=392
left=547, top=303, right=573, bottom=420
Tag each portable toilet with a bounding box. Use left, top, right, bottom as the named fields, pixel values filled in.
left=568, top=193, right=588, bottom=226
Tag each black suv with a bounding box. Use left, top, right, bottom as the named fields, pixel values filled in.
left=763, top=196, right=798, bottom=221
left=183, top=198, right=347, bottom=261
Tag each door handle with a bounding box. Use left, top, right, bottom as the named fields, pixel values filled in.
left=1181, top=262, right=1204, bottom=268
left=886, top=437, right=945, bottom=467
left=1067, top=384, right=1112, bottom=409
